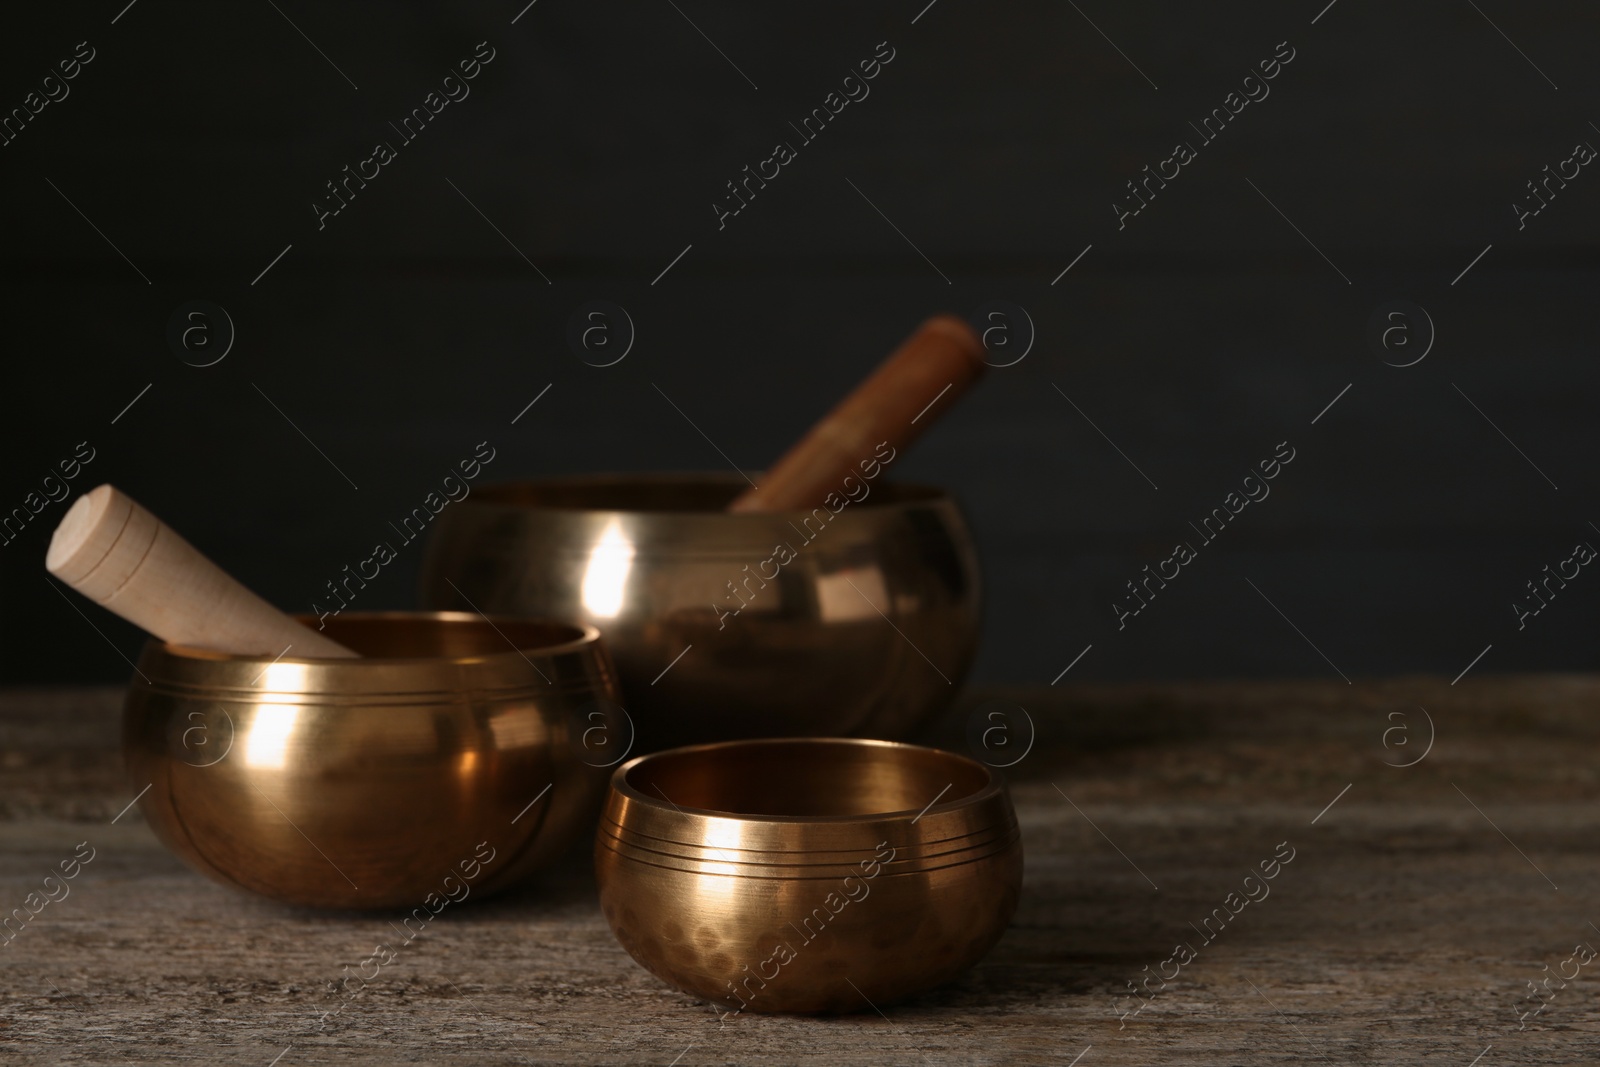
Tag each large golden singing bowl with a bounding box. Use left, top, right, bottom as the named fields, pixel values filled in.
left=123, top=612, right=622, bottom=909
left=596, top=739, right=1023, bottom=1014
left=418, top=475, right=981, bottom=750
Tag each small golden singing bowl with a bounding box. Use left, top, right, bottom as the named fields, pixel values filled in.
left=418, top=474, right=981, bottom=750
left=595, top=738, right=1023, bottom=1014
left=124, top=611, right=623, bottom=909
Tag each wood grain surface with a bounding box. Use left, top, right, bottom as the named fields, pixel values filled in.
left=2, top=676, right=1597, bottom=1065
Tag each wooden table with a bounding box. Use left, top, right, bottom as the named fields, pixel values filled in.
left=2, top=678, right=1596, bottom=1065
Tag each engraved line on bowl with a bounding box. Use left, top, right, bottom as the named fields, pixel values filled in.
left=601, top=833, right=1020, bottom=867
left=598, top=842, right=1021, bottom=880
left=600, top=810, right=1016, bottom=855
left=601, top=822, right=1019, bottom=863
left=597, top=821, right=1021, bottom=870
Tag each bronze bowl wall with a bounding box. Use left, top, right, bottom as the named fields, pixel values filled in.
left=417, top=474, right=982, bottom=750
left=595, top=738, right=1024, bottom=1014
left=123, top=611, right=620, bottom=909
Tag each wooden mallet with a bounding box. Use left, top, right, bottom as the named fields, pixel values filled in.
left=46, top=484, right=354, bottom=658
left=728, top=314, right=987, bottom=513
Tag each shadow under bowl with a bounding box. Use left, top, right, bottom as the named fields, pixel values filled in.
left=595, top=738, right=1023, bottom=1014
left=418, top=474, right=982, bottom=751
left=123, top=611, right=621, bottom=909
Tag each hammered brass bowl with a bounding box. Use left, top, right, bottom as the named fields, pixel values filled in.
left=595, top=738, right=1023, bottom=1014
left=123, top=611, right=622, bottom=909
left=418, top=475, right=981, bottom=750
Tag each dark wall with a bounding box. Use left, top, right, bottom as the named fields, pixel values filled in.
left=3, top=1, right=1597, bottom=686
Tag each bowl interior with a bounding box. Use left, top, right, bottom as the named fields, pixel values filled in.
left=306, top=613, right=587, bottom=660
left=470, top=475, right=945, bottom=513
left=623, top=740, right=990, bottom=819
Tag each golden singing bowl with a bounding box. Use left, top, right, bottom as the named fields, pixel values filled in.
left=418, top=474, right=981, bottom=750
left=595, top=738, right=1023, bottom=1014
left=123, top=611, right=622, bottom=909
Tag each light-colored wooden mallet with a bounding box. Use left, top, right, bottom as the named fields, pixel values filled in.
left=46, top=484, right=355, bottom=657
left=728, top=314, right=987, bottom=513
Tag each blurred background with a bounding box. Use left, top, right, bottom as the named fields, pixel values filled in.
left=2, top=0, right=1596, bottom=686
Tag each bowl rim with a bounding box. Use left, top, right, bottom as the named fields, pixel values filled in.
left=448, top=472, right=955, bottom=516
left=609, top=737, right=1003, bottom=825
left=156, top=610, right=603, bottom=666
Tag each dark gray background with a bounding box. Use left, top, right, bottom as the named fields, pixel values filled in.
left=2, top=0, right=1596, bottom=686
